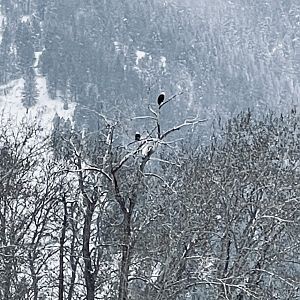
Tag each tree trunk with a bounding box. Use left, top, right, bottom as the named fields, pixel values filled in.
left=67, top=204, right=79, bottom=300
left=28, top=251, right=39, bottom=300
left=83, top=201, right=96, bottom=300
left=3, top=252, right=12, bottom=300
left=0, top=202, right=11, bottom=300
left=27, top=0, right=31, bottom=14
left=118, top=210, right=132, bottom=300
left=77, top=156, right=96, bottom=300
left=59, top=197, right=68, bottom=300
left=3, top=263, right=12, bottom=300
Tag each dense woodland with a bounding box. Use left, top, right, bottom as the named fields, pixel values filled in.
left=0, top=0, right=299, bottom=125
left=1, top=108, right=300, bottom=299
left=0, top=0, right=299, bottom=299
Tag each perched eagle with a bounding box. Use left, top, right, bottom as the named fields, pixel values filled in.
left=135, top=132, right=141, bottom=141
left=157, top=92, right=165, bottom=106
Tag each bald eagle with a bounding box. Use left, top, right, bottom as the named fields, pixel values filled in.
left=157, top=92, right=165, bottom=106
left=135, top=132, right=141, bottom=141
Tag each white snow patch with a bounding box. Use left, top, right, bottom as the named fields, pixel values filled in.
left=0, top=52, right=75, bottom=132
left=0, top=11, right=6, bottom=43
left=113, top=41, right=128, bottom=55
left=136, top=50, right=146, bottom=65
left=270, top=43, right=283, bottom=55
left=113, top=41, right=122, bottom=52
left=36, top=75, right=76, bottom=128
left=150, top=262, right=161, bottom=282
left=0, top=12, right=5, bottom=27
left=0, top=77, right=75, bottom=131
left=160, top=56, right=167, bottom=68
left=34, top=51, right=43, bottom=68
left=21, top=15, right=30, bottom=23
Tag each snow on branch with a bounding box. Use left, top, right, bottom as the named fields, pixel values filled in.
left=260, top=215, right=295, bottom=223
left=60, top=167, right=112, bottom=182
left=148, top=105, right=158, bottom=117
left=80, top=105, right=115, bottom=126
left=112, top=141, right=146, bottom=174
left=144, top=172, right=177, bottom=193
left=159, top=91, right=184, bottom=110
left=250, top=269, right=299, bottom=288
left=161, top=117, right=207, bottom=140
left=131, top=115, right=157, bottom=121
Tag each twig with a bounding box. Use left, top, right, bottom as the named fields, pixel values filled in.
left=260, top=215, right=295, bottom=223
left=60, top=167, right=112, bottom=182
left=131, top=115, right=156, bottom=121
left=250, top=269, right=300, bottom=287
left=148, top=105, right=158, bottom=117
left=159, top=91, right=185, bottom=110
left=144, top=172, right=177, bottom=193
left=150, top=157, right=181, bottom=167
left=79, top=106, right=113, bottom=126
left=112, top=141, right=146, bottom=173
left=161, top=118, right=207, bottom=139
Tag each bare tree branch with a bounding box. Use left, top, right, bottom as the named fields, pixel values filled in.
left=161, top=118, right=207, bottom=140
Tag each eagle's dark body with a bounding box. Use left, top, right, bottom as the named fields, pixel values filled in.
left=157, top=92, right=165, bottom=106
left=135, top=132, right=141, bottom=141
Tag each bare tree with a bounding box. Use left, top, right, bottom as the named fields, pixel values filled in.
left=0, top=119, right=52, bottom=299
left=54, top=94, right=205, bottom=299
left=1, top=107, right=299, bottom=300
left=145, top=111, right=300, bottom=300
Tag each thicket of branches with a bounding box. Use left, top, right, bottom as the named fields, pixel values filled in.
left=0, top=107, right=299, bottom=300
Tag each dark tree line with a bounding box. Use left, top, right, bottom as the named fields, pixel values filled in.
left=0, top=0, right=299, bottom=130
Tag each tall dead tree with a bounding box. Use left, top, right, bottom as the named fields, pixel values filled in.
left=62, top=95, right=205, bottom=299
left=106, top=94, right=205, bottom=300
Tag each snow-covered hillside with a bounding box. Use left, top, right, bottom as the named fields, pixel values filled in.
left=0, top=52, right=75, bottom=131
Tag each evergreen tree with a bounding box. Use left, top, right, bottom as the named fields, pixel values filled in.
left=0, top=26, right=12, bottom=84
left=21, top=67, right=38, bottom=111
left=35, top=0, right=48, bottom=20
left=0, top=26, right=16, bottom=84
left=31, top=15, right=42, bottom=49
left=15, top=21, right=35, bottom=72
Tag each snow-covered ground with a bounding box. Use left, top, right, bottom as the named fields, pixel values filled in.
left=0, top=52, right=75, bottom=131
left=21, top=15, right=30, bottom=23
left=0, top=10, right=73, bottom=131
left=136, top=50, right=146, bottom=64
